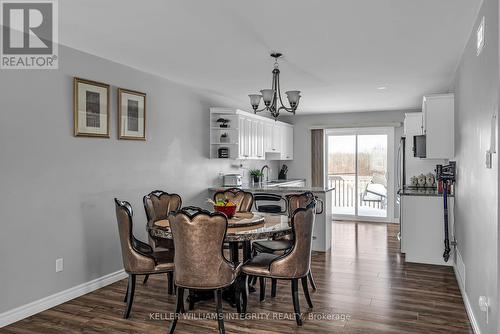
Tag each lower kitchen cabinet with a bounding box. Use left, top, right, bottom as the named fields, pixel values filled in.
left=400, top=194, right=454, bottom=266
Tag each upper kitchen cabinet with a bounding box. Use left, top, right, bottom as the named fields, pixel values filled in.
left=263, top=121, right=282, bottom=153
left=402, top=94, right=454, bottom=160
left=280, top=123, right=294, bottom=160
left=403, top=113, right=423, bottom=136
left=209, top=108, right=293, bottom=160
left=422, top=94, right=454, bottom=159
left=238, top=115, right=264, bottom=159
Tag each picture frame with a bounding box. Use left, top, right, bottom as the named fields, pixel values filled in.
left=73, top=77, right=110, bottom=138
left=118, top=88, right=146, bottom=140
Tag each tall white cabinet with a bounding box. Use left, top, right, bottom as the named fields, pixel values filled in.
left=210, top=108, right=293, bottom=160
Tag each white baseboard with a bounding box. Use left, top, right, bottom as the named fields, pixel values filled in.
left=453, top=250, right=480, bottom=334
left=0, top=269, right=127, bottom=328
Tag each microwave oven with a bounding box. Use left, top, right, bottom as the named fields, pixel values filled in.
left=413, top=135, right=426, bottom=158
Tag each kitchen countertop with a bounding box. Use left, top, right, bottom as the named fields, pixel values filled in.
left=398, top=186, right=454, bottom=197
left=209, top=179, right=334, bottom=193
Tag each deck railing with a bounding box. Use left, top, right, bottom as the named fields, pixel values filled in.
left=328, top=174, right=383, bottom=209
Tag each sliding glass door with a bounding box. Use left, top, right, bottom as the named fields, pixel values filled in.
left=327, top=128, right=394, bottom=222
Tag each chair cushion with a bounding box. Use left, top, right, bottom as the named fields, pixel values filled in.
left=253, top=240, right=292, bottom=253
left=241, top=253, right=279, bottom=276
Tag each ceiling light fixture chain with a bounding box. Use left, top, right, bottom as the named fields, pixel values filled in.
left=248, top=52, right=301, bottom=121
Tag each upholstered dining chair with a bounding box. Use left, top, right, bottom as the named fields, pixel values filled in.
left=167, top=207, right=244, bottom=334
left=143, top=190, right=182, bottom=248
left=253, top=193, right=288, bottom=214
left=251, top=192, right=323, bottom=299
left=213, top=188, right=254, bottom=212
left=143, top=190, right=182, bottom=289
left=241, top=202, right=316, bottom=326
left=114, top=198, right=175, bottom=319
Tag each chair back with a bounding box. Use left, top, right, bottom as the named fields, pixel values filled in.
left=253, top=193, right=287, bottom=213
left=269, top=201, right=316, bottom=278
left=286, top=191, right=323, bottom=216
left=213, top=188, right=253, bottom=212
left=143, top=190, right=182, bottom=221
left=168, top=207, right=235, bottom=289
left=114, top=198, right=155, bottom=273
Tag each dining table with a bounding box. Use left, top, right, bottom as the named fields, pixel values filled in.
left=147, top=211, right=292, bottom=306
left=148, top=211, right=291, bottom=264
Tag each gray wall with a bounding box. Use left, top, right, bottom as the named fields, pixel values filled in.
left=283, top=110, right=412, bottom=219
left=452, top=0, right=498, bottom=332
left=0, top=46, right=277, bottom=313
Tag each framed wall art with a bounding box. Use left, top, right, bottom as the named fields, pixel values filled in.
left=73, top=77, right=110, bottom=138
left=118, top=88, right=146, bottom=140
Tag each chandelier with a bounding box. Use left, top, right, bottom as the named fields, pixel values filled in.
left=248, top=53, right=301, bottom=120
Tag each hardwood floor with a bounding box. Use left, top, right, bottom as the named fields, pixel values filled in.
left=2, top=221, right=472, bottom=333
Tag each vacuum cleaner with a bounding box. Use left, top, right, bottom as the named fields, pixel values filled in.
left=435, top=161, right=456, bottom=262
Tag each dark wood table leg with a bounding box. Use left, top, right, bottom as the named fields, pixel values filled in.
left=243, top=241, right=252, bottom=261
left=229, top=241, right=239, bottom=264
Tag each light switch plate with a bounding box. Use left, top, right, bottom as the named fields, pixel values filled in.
left=485, top=150, right=492, bottom=169
left=56, top=258, right=63, bottom=272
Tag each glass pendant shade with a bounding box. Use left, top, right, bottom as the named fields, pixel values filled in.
left=248, top=94, right=262, bottom=107
left=285, top=90, right=301, bottom=105
left=260, top=89, right=275, bottom=104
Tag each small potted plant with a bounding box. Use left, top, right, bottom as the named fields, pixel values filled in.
left=249, top=169, right=264, bottom=184
left=216, top=118, right=230, bottom=128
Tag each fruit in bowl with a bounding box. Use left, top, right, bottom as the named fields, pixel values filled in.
left=210, top=199, right=237, bottom=218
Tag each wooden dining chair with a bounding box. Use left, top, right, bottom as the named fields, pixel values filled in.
left=143, top=190, right=182, bottom=289
left=213, top=188, right=254, bottom=212
left=240, top=202, right=316, bottom=326
left=167, top=207, right=244, bottom=334
left=114, top=198, right=175, bottom=319
left=253, top=193, right=288, bottom=214
left=251, top=192, right=323, bottom=298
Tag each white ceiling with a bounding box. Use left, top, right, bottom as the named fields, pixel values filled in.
left=60, top=0, right=481, bottom=114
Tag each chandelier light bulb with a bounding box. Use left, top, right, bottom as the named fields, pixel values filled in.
left=260, top=89, right=275, bottom=105
left=286, top=90, right=301, bottom=105
left=248, top=94, right=262, bottom=110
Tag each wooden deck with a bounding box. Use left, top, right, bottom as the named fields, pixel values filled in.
left=2, top=221, right=472, bottom=333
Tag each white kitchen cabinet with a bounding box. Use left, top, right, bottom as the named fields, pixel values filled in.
left=238, top=116, right=249, bottom=159
left=280, top=124, right=294, bottom=160
left=271, top=123, right=282, bottom=153
left=401, top=194, right=454, bottom=266
left=256, top=120, right=264, bottom=159
left=238, top=117, right=263, bottom=159
left=403, top=113, right=423, bottom=136
left=209, top=108, right=293, bottom=160
left=263, top=121, right=273, bottom=152
left=422, top=94, right=454, bottom=159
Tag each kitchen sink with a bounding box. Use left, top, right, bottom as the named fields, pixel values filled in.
left=263, top=180, right=305, bottom=187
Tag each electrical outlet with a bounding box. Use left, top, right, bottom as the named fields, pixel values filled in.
left=479, top=296, right=489, bottom=323
left=56, top=258, right=63, bottom=273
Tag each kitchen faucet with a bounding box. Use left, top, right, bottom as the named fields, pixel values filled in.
left=261, top=165, right=270, bottom=183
